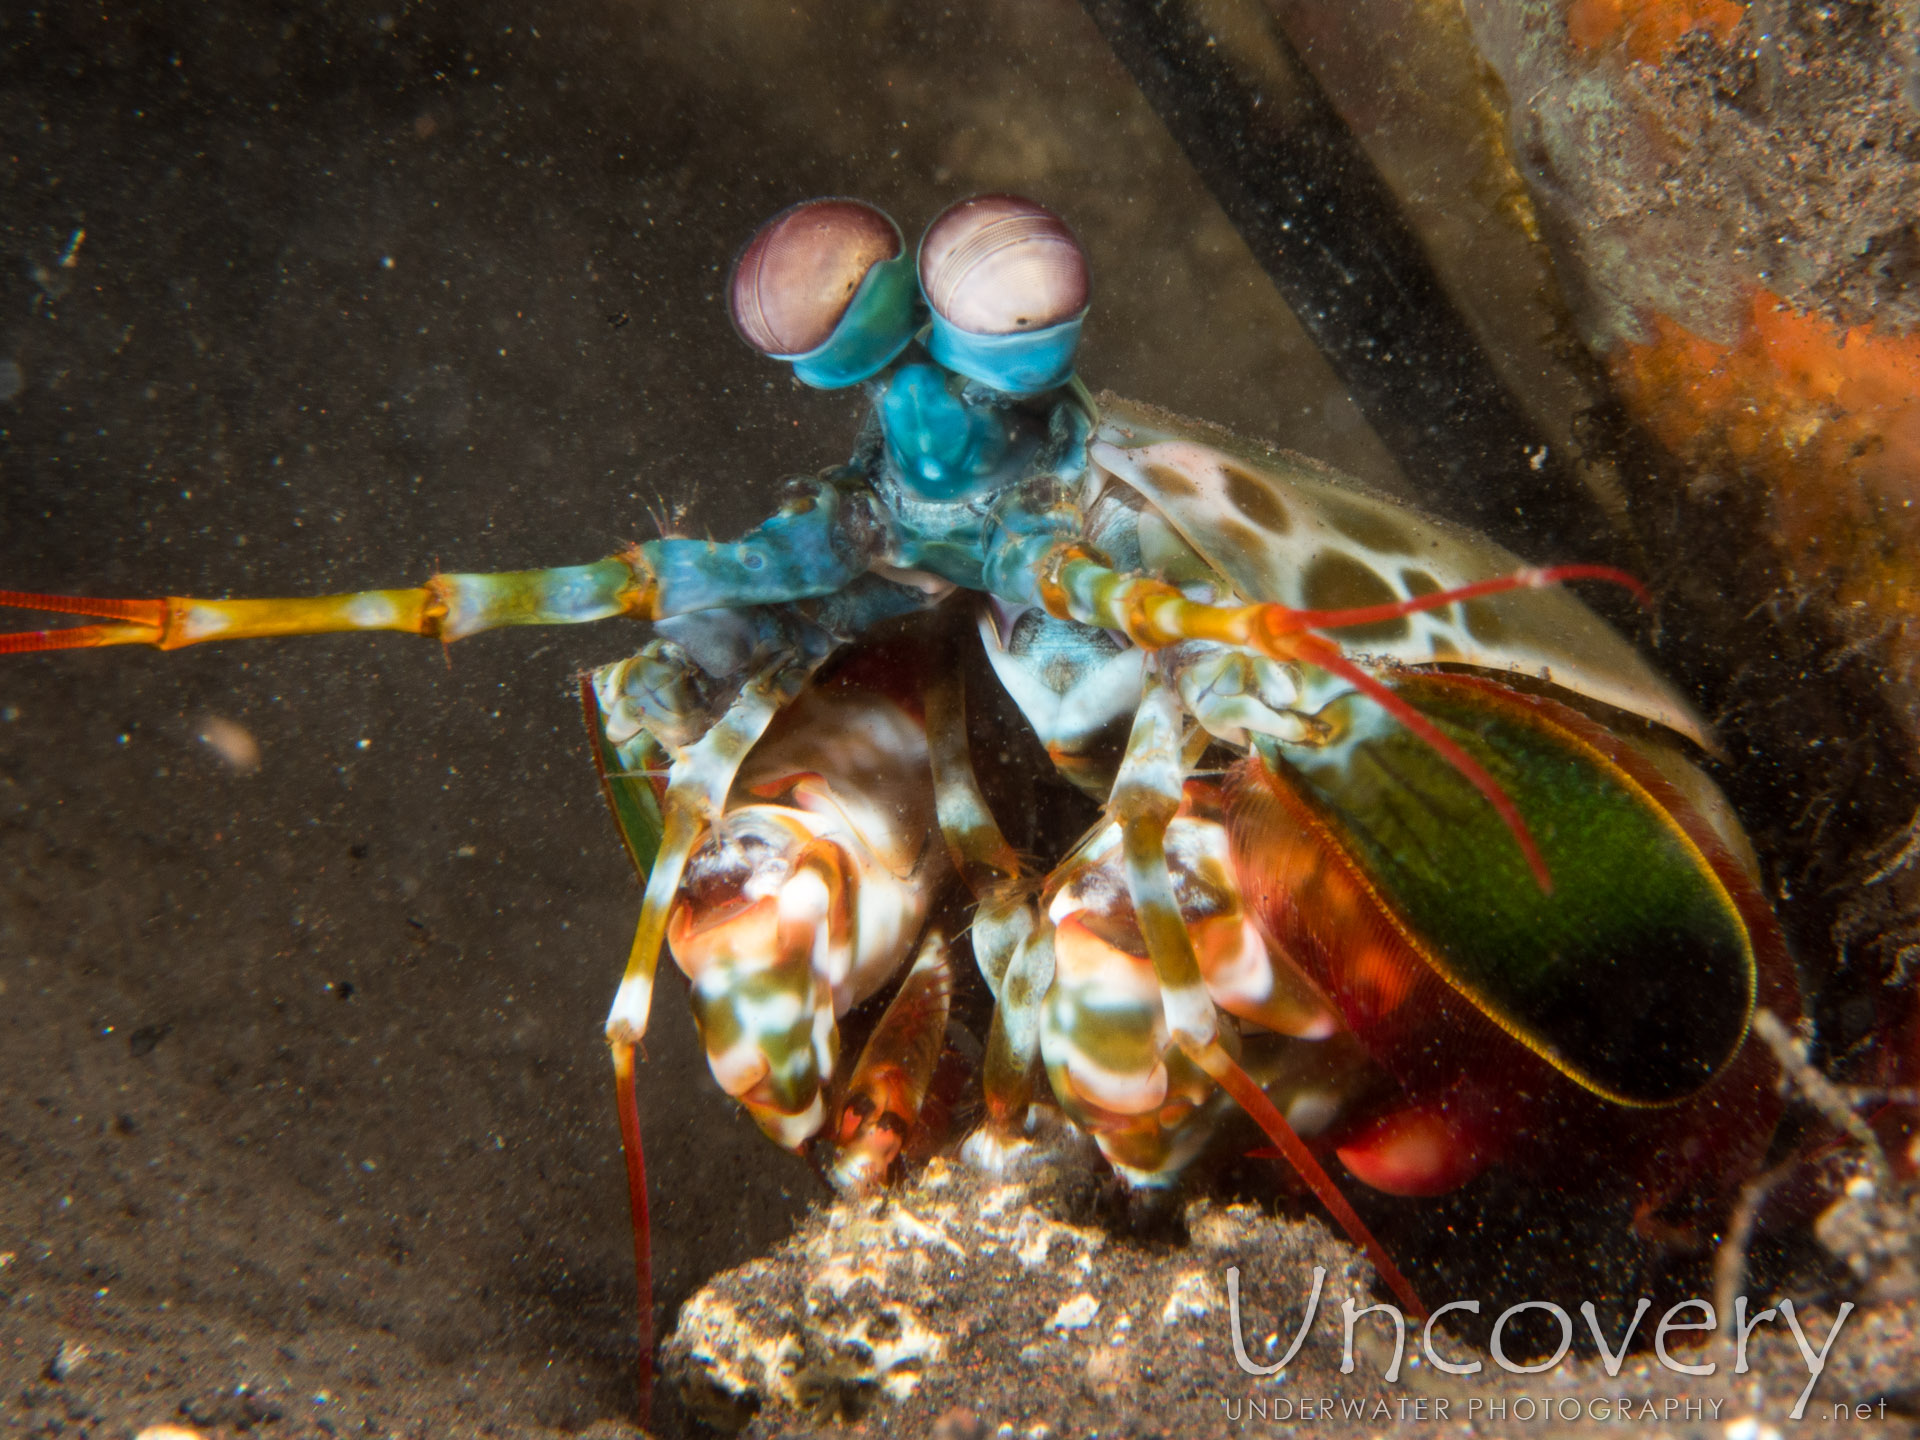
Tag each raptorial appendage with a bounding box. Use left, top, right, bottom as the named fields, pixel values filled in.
left=661, top=676, right=946, bottom=1154
left=1036, top=778, right=1348, bottom=1185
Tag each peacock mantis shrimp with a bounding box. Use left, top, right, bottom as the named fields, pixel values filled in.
left=1, top=194, right=1795, bottom=1411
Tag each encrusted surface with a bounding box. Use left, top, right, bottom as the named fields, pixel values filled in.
left=1466, top=0, right=1920, bottom=727
left=662, top=1153, right=1920, bottom=1439
left=661, top=1155, right=1379, bottom=1434
left=1469, top=0, right=1920, bottom=349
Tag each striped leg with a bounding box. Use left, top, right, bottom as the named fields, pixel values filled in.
left=603, top=659, right=816, bottom=1052
left=596, top=655, right=819, bottom=1418
left=923, top=606, right=1024, bottom=898
left=966, top=904, right=1055, bottom=1167
left=1111, top=673, right=1427, bottom=1319
left=826, top=931, right=956, bottom=1195
left=921, top=605, right=1061, bottom=1165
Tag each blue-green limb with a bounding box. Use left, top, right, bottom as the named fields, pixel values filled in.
left=0, top=478, right=884, bottom=651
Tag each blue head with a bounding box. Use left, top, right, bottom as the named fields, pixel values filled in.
left=730, top=194, right=1091, bottom=500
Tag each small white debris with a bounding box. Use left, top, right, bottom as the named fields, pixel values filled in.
left=974, top=1183, right=1027, bottom=1220
left=879, top=1371, right=923, bottom=1402
left=1046, top=1294, right=1099, bottom=1331
left=889, top=1204, right=968, bottom=1261
left=1084, top=1341, right=1134, bottom=1386
left=915, top=1156, right=961, bottom=1191
left=1725, top=1419, right=1783, bottom=1440
left=1160, top=1269, right=1221, bottom=1326
left=135, top=1428, right=206, bottom=1440
left=1010, top=1210, right=1101, bottom=1271
left=1187, top=1201, right=1260, bottom=1251
left=1284, top=1091, right=1342, bottom=1134
left=1013, top=1214, right=1056, bottom=1268
left=197, top=716, right=261, bottom=773
left=48, top=1339, right=89, bottom=1379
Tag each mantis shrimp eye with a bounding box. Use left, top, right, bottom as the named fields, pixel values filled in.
left=918, top=194, right=1090, bottom=394
left=919, top=195, right=1089, bottom=334
left=728, top=199, right=920, bottom=389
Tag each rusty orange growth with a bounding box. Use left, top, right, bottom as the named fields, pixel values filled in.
left=1565, top=0, right=1745, bottom=64
left=1609, top=289, right=1920, bottom=651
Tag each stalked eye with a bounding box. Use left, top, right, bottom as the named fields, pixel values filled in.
left=727, top=200, right=920, bottom=389
left=919, top=195, right=1089, bottom=337
left=917, top=195, right=1089, bottom=394
left=730, top=199, right=898, bottom=356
